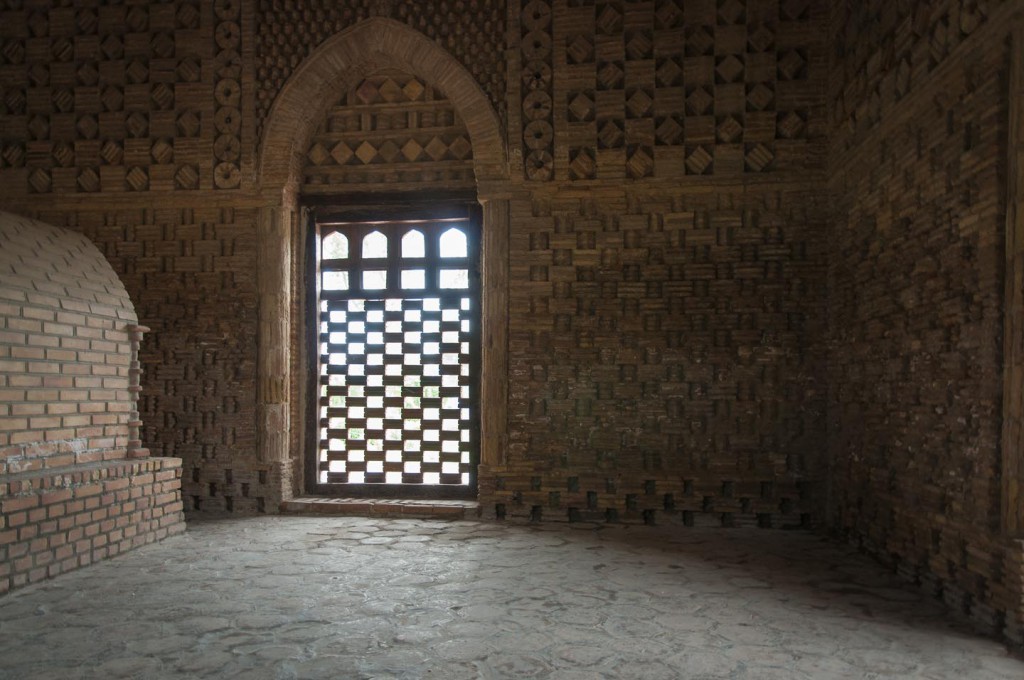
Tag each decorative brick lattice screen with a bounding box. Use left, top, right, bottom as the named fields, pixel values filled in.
left=313, top=215, right=480, bottom=497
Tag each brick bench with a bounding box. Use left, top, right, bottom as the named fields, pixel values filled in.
left=0, top=456, right=185, bottom=594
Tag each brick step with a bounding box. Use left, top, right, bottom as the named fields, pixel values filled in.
left=281, top=497, right=478, bottom=520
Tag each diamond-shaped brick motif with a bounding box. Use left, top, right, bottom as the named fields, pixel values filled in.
left=151, top=139, right=174, bottom=164
left=567, top=34, right=594, bottom=64
left=177, top=59, right=201, bottom=82
left=1, top=41, right=24, bottom=65
left=597, top=120, right=624, bottom=149
left=656, top=58, right=682, bottom=87
left=626, top=31, right=653, bottom=60
left=28, top=63, right=49, bottom=87
left=126, top=5, right=149, bottom=32
left=685, top=27, right=715, bottom=56
left=52, top=88, right=74, bottom=113
left=2, top=144, right=24, bottom=167
left=377, top=140, right=401, bottom=163
left=401, top=139, right=424, bottom=162
left=378, top=78, right=404, bottom=103
left=655, top=0, right=682, bottom=29
left=101, top=87, right=123, bottom=112
left=746, top=83, right=774, bottom=111
left=748, top=25, right=775, bottom=52
left=356, top=80, right=380, bottom=104
left=4, top=89, right=25, bottom=114
left=126, top=59, right=148, bottom=84
left=448, top=136, right=472, bottom=160
left=126, top=112, right=149, bottom=138
left=331, top=142, right=354, bottom=164
left=76, top=8, right=98, bottom=33
left=26, top=11, right=46, bottom=37
left=27, top=116, right=49, bottom=140
left=51, top=38, right=74, bottom=63
left=777, top=50, right=807, bottom=80
left=686, top=86, right=714, bottom=115
left=780, top=0, right=810, bottom=21
left=100, top=141, right=123, bottom=165
left=626, top=89, right=653, bottom=118
left=569, top=147, right=596, bottom=180
left=596, top=3, right=623, bottom=35
left=744, top=143, right=774, bottom=172
left=76, top=62, right=99, bottom=86
left=716, top=55, right=744, bottom=83
left=151, top=32, right=175, bottom=58
left=597, top=61, right=624, bottom=90
left=685, top=146, right=713, bottom=175
left=403, top=79, right=425, bottom=101
left=177, top=111, right=201, bottom=137
left=716, top=116, right=743, bottom=143
left=777, top=111, right=806, bottom=139
left=655, top=117, right=683, bottom=145
left=100, top=35, right=123, bottom=60
left=177, top=4, right=200, bottom=29
left=307, top=143, right=330, bottom=166
left=77, top=168, right=100, bottom=193
left=626, top=146, right=654, bottom=179
left=717, top=0, right=745, bottom=24
left=174, top=164, right=199, bottom=189
left=52, top=142, right=75, bottom=168
left=425, top=137, right=448, bottom=162
left=28, top=168, right=51, bottom=194
left=125, top=166, right=149, bottom=191
left=151, top=83, right=174, bottom=110
left=568, top=91, right=595, bottom=122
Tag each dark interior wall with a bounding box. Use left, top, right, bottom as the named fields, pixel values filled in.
left=0, top=0, right=829, bottom=522
left=480, top=0, right=829, bottom=525
left=827, top=0, right=1023, bottom=641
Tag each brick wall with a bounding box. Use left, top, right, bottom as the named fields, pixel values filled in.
left=0, top=212, right=137, bottom=470
left=481, top=186, right=826, bottom=527
left=0, top=212, right=185, bottom=595
left=0, top=457, right=184, bottom=594
left=827, top=0, right=1024, bottom=643
left=30, top=207, right=278, bottom=515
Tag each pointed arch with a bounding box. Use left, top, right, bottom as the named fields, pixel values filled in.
left=256, top=17, right=507, bottom=199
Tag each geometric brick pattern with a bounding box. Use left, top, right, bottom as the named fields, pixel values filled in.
left=520, top=0, right=555, bottom=180
left=33, top=206, right=263, bottom=512
left=829, top=0, right=995, bottom=154
left=542, top=0, right=821, bottom=180
left=254, top=1, right=507, bottom=141
left=303, top=70, right=476, bottom=194
left=828, top=3, right=1021, bottom=645
left=487, top=188, right=826, bottom=524
left=0, top=0, right=207, bottom=193
left=212, top=0, right=242, bottom=190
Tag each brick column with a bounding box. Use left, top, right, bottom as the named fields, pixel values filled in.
left=480, top=197, right=509, bottom=468
left=257, top=206, right=292, bottom=464
left=1004, top=26, right=1024, bottom=537
left=127, top=324, right=149, bottom=460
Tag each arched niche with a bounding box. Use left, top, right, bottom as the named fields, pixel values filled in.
left=254, top=18, right=510, bottom=500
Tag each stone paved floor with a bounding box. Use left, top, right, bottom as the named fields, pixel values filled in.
left=1, top=517, right=1023, bottom=679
